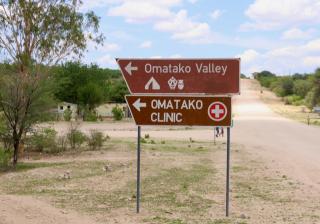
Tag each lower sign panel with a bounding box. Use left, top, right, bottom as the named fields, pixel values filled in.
left=126, top=95, right=231, bottom=126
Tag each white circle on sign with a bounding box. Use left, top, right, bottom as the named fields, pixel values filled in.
left=208, top=102, right=227, bottom=121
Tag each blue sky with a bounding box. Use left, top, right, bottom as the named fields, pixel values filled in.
left=81, top=0, right=320, bottom=75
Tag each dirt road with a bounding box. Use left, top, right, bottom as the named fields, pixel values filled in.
left=232, top=79, right=320, bottom=189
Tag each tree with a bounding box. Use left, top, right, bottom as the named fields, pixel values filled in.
left=305, top=68, right=320, bottom=108
left=54, top=62, right=111, bottom=108
left=0, top=0, right=103, bottom=165
left=293, top=79, right=312, bottom=98
left=270, top=76, right=294, bottom=97
left=77, top=82, right=104, bottom=110
left=107, top=80, right=129, bottom=103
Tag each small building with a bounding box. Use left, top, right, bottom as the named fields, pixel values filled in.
left=57, top=102, right=78, bottom=120
left=96, top=103, right=131, bottom=119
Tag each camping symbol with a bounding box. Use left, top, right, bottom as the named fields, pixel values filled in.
left=168, top=77, right=178, bottom=90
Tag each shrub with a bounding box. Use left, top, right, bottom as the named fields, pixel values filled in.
left=87, top=130, right=107, bottom=150
left=28, top=128, right=57, bottom=152
left=293, top=80, right=313, bottom=98
left=56, top=135, right=68, bottom=152
left=140, top=138, right=147, bottom=143
left=112, top=106, right=124, bottom=121
left=144, top=134, right=150, bottom=139
left=67, top=123, right=86, bottom=149
left=84, top=109, right=98, bottom=121
left=63, top=108, right=72, bottom=121
left=284, top=95, right=302, bottom=105
left=0, top=148, right=11, bottom=169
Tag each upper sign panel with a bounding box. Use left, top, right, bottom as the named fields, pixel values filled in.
left=116, top=58, right=240, bottom=95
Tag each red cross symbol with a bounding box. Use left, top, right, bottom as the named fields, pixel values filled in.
left=208, top=102, right=227, bottom=121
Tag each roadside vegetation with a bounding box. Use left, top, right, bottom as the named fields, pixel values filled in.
left=254, top=69, right=320, bottom=109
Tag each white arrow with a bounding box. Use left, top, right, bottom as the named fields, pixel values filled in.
left=125, top=62, right=138, bottom=75
left=133, top=98, right=146, bottom=112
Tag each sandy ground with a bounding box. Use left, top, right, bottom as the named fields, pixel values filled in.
left=1, top=79, right=319, bottom=223
left=51, top=79, right=320, bottom=189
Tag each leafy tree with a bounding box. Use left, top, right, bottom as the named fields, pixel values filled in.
left=255, top=71, right=277, bottom=88
left=107, top=79, right=129, bottom=103
left=270, top=76, right=294, bottom=97
left=293, top=79, right=313, bottom=98
left=305, top=68, right=320, bottom=108
left=54, top=62, right=125, bottom=109
left=77, top=82, right=104, bottom=110
left=0, top=0, right=103, bottom=165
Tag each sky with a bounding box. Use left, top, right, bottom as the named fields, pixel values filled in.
left=81, top=0, right=320, bottom=75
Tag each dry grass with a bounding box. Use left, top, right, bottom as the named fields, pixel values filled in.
left=0, top=138, right=319, bottom=224
left=260, top=86, right=320, bottom=125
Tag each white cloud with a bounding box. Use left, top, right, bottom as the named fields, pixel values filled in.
left=303, top=56, right=320, bottom=67
left=238, top=38, right=320, bottom=74
left=101, top=43, right=121, bottom=52
left=150, top=55, right=163, bottom=59
left=107, top=0, right=181, bottom=23
left=139, top=41, right=152, bottom=48
left=169, top=54, right=182, bottom=58
left=80, top=0, right=120, bottom=11
left=281, top=28, right=315, bottom=40
left=154, top=10, right=213, bottom=44
left=236, top=49, right=260, bottom=64
left=87, top=41, right=120, bottom=52
left=188, top=0, right=198, bottom=4
left=97, top=54, right=117, bottom=67
left=242, top=0, right=320, bottom=30
left=210, top=10, right=223, bottom=20
left=304, top=39, right=320, bottom=52
left=107, top=1, right=215, bottom=44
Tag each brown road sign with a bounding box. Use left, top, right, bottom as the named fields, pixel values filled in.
left=126, top=95, right=231, bottom=126
left=117, top=58, right=240, bottom=95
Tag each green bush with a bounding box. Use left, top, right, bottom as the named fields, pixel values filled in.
left=112, top=106, right=124, bottom=121
left=88, top=130, right=107, bottom=150
left=63, top=108, right=72, bottom=121
left=67, top=129, right=87, bottom=149
left=259, top=76, right=276, bottom=88
left=284, top=95, right=302, bottom=105
left=84, top=110, right=98, bottom=121
left=0, top=148, right=11, bottom=169
left=271, top=77, right=294, bottom=97
left=293, top=80, right=313, bottom=98
left=28, top=128, right=57, bottom=152
left=140, top=138, right=147, bottom=143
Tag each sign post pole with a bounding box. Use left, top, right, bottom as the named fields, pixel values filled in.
left=226, top=127, right=231, bottom=217
left=137, top=125, right=141, bottom=213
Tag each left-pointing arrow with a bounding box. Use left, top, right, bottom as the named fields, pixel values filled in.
left=125, top=62, right=138, bottom=76
left=133, top=98, right=146, bottom=111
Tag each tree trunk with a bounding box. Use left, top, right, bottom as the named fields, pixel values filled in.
left=13, top=139, right=20, bottom=166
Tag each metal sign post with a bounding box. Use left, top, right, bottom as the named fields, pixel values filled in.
left=136, top=126, right=141, bottom=213
left=226, top=127, right=231, bottom=217
left=117, top=57, right=240, bottom=217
